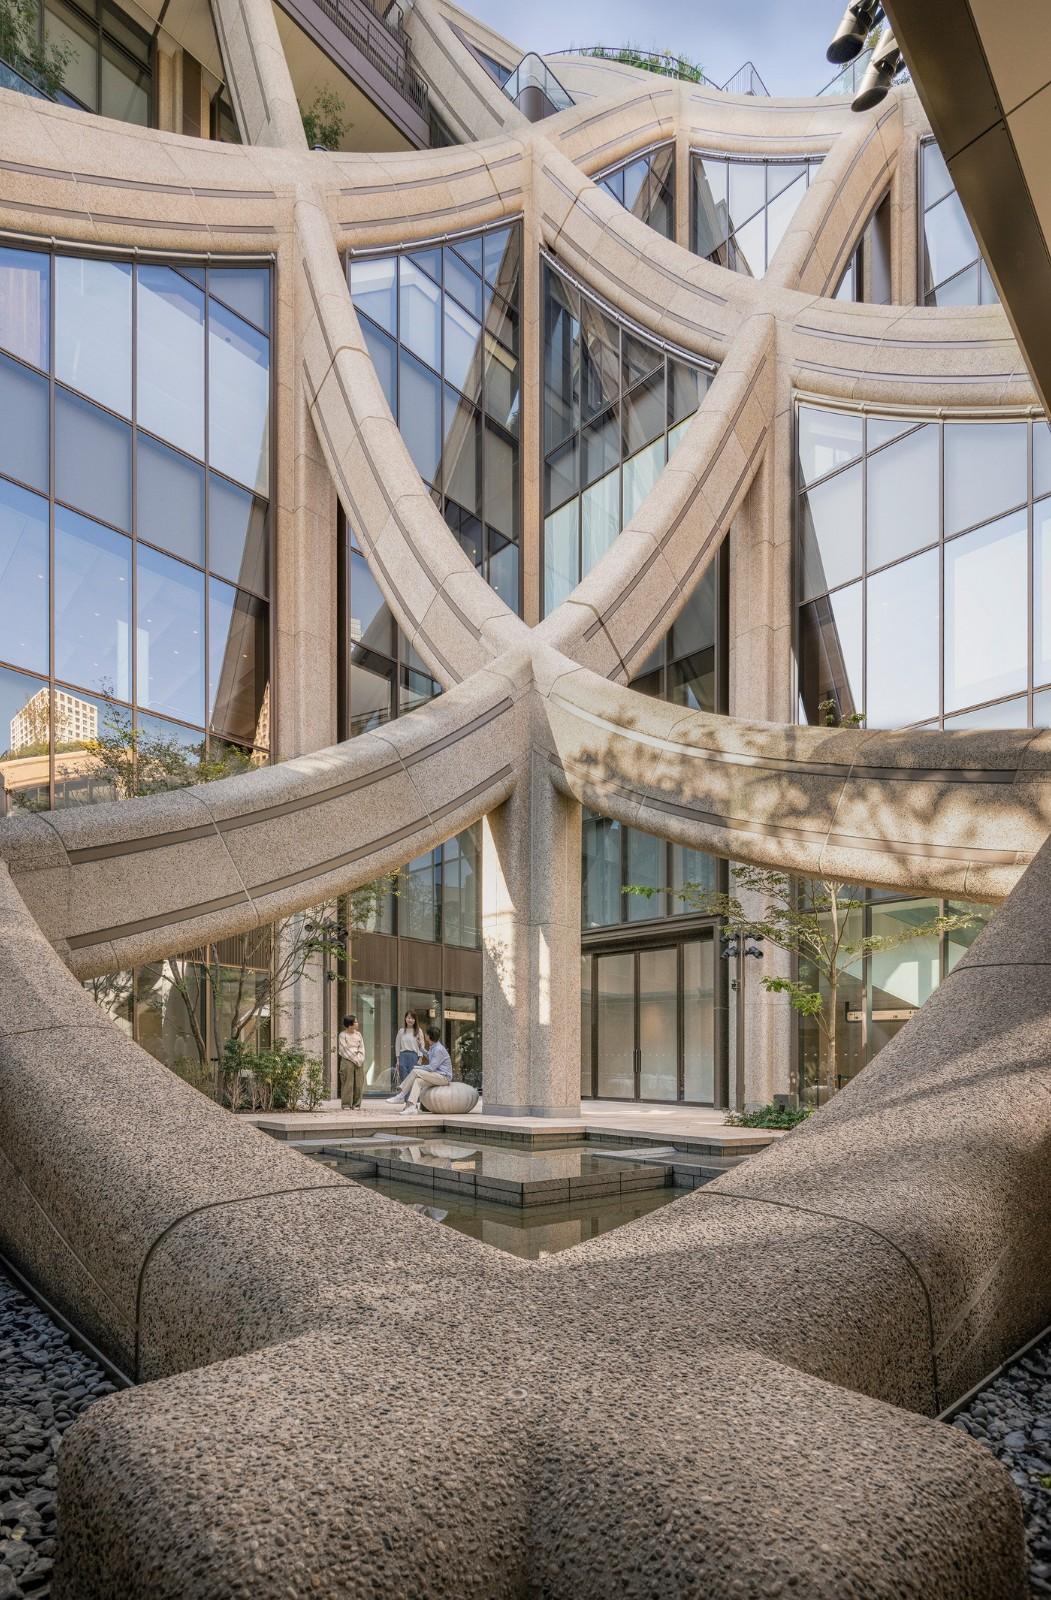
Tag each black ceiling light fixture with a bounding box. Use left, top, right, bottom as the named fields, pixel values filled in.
left=851, top=26, right=906, bottom=110
left=826, top=1, right=883, bottom=65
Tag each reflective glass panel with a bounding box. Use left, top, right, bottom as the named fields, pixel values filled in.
left=209, top=579, right=268, bottom=745
left=943, top=421, right=1027, bottom=536
left=583, top=811, right=621, bottom=928
left=682, top=936, right=715, bottom=1102
left=45, top=0, right=97, bottom=108
left=137, top=436, right=204, bottom=567
left=623, top=437, right=665, bottom=523
left=922, top=139, right=954, bottom=209
left=349, top=648, right=394, bottom=738
left=923, top=192, right=979, bottom=296
left=798, top=407, right=863, bottom=487
left=596, top=951, right=634, bottom=1097
left=399, top=259, right=441, bottom=369
left=208, top=301, right=269, bottom=494
left=55, top=257, right=132, bottom=417
left=799, top=584, right=863, bottom=725
left=399, top=352, right=442, bottom=485
left=208, top=475, right=268, bottom=595
left=866, top=424, right=939, bottom=569
left=361, top=319, right=397, bottom=414
left=944, top=510, right=1027, bottom=712
left=0, top=352, right=48, bottom=493
left=137, top=266, right=205, bottom=460
left=135, top=545, right=205, bottom=726
left=544, top=500, right=578, bottom=614
left=929, top=263, right=979, bottom=307
left=51, top=687, right=124, bottom=811
left=1035, top=500, right=1051, bottom=687
left=351, top=256, right=397, bottom=336
left=623, top=369, right=665, bottom=455
left=54, top=507, right=131, bottom=700
left=727, top=161, right=766, bottom=230
left=764, top=171, right=807, bottom=263
left=1034, top=422, right=1051, bottom=501
left=0, top=478, right=49, bottom=676
left=101, top=39, right=148, bottom=125
left=944, top=696, right=1028, bottom=728
left=580, top=299, right=620, bottom=421
left=638, top=945, right=677, bottom=1100
left=209, top=267, right=269, bottom=334
left=444, top=247, right=482, bottom=318
left=799, top=463, right=863, bottom=600
left=0, top=665, right=51, bottom=819
left=581, top=467, right=620, bottom=576
left=0, top=248, right=49, bottom=369
left=443, top=297, right=482, bottom=397
left=443, top=391, right=480, bottom=513
left=55, top=388, right=132, bottom=532
left=692, top=158, right=728, bottom=257
left=865, top=549, right=939, bottom=727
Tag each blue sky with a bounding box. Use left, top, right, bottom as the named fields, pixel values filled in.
left=464, top=0, right=839, bottom=97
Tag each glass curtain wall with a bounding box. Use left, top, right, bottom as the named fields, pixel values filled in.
left=0, top=244, right=272, bottom=816
left=542, top=256, right=713, bottom=615
left=348, top=223, right=522, bottom=610
left=85, top=931, right=274, bottom=1096
left=920, top=139, right=998, bottom=306
left=797, top=404, right=1051, bottom=729
left=594, top=143, right=675, bottom=240
left=834, top=192, right=892, bottom=304
left=797, top=896, right=989, bottom=1104
left=691, top=154, right=823, bottom=276
left=580, top=552, right=727, bottom=1105
left=39, top=0, right=152, bottom=123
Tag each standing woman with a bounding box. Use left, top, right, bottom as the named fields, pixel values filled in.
left=394, top=1010, right=424, bottom=1089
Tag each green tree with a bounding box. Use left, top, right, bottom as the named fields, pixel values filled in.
left=629, top=701, right=977, bottom=1100
left=82, top=700, right=257, bottom=798
left=301, top=87, right=346, bottom=149
left=662, top=863, right=976, bottom=1101
left=0, top=0, right=75, bottom=95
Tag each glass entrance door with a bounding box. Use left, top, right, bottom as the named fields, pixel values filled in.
left=587, top=934, right=717, bottom=1103
left=638, top=946, right=678, bottom=1100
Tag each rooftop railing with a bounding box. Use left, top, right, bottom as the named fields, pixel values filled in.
left=552, top=46, right=769, bottom=96
left=503, top=51, right=574, bottom=121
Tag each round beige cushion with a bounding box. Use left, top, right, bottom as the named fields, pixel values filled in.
left=420, top=1081, right=480, bottom=1114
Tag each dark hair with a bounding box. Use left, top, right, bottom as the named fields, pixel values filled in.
left=342, top=1015, right=355, bottom=1028
left=404, top=1010, right=417, bottom=1026
left=426, top=1024, right=441, bottom=1042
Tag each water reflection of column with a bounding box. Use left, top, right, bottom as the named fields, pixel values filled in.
left=481, top=751, right=581, bottom=1115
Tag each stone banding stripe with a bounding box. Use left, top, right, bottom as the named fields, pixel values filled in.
left=65, top=765, right=515, bottom=952
left=0, top=158, right=276, bottom=200
left=554, top=756, right=1022, bottom=868
left=65, top=699, right=515, bottom=865
left=340, top=190, right=523, bottom=231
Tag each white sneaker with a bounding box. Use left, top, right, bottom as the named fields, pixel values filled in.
left=386, top=1093, right=407, bottom=1104
left=400, top=1103, right=420, bottom=1116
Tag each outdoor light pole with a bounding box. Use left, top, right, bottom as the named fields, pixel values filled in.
left=721, top=931, right=764, bottom=1111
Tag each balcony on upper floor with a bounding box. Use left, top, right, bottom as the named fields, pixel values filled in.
left=274, top=0, right=431, bottom=149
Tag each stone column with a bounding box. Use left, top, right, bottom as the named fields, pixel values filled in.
left=481, top=756, right=581, bottom=1116
left=728, top=428, right=795, bottom=1106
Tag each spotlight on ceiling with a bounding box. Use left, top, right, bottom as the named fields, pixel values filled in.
left=826, top=1, right=882, bottom=65
left=851, top=26, right=904, bottom=110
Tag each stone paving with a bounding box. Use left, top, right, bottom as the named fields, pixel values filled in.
left=0, top=1260, right=1048, bottom=1596
left=952, top=1331, right=1051, bottom=1596
left=0, top=1276, right=117, bottom=1600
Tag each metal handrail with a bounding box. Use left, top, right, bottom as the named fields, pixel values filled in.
left=503, top=51, right=574, bottom=120
left=308, top=0, right=429, bottom=116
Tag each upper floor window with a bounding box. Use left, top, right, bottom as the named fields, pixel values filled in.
left=41, top=0, right=152, bottom=123
left=796, top=404, right=1051, bottom=731
left=691, top=154, right=822, bottom=277
left=920, top=139, right=998, bottom=307
left=0, top=245, right=272, bottom=816
left=542, top=256, right=713, bottom=616
left=349, top=223, right=521, bottom=612
left=594, top=143, right=675, bottom=241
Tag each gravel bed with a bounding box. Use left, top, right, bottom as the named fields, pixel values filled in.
left=952, top=1331, right=1051, bottom=1595
left=1, top=1261, right=1049, bottom=1596
left=0, top=1273, right=118, bottom=1600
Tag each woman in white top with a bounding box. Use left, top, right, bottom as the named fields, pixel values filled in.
left=394, top=1011, right=425, bottom=1087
